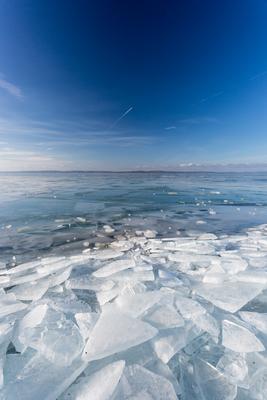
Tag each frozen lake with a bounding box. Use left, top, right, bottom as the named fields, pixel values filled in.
left=1, top=171, right=267, bottom=265
left=1, top=172, right=267, bottom=399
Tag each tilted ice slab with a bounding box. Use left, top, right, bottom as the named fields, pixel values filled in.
left=0, top=351, right=88, bottom=400
left=222, top=319, right=265, bottom=353
left=83, top=305, right=158, bottom=361
left=116, top=364, right=177, bottom=399
left=92, top=258, right=136, bottom=278
left=1, top=224, right=267, bottom=399
left=194, top=281, right=264, bottom=313
left=59, top=360, right=125, bottom=400
left=0, top=293, right=27, bottom=319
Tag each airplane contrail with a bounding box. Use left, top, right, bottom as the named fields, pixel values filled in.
left=110, top=106, right=133, bottom=128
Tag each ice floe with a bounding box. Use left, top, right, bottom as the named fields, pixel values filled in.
left=1, top=224, right=267, bottom=398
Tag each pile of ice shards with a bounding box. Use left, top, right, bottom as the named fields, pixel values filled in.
left=1, top=224, right=267, bottom=399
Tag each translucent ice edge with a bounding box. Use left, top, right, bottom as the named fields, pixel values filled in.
left=1, top=224, right=267, bottom=399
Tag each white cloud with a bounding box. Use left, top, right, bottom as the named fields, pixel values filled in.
left=0, top=75, right=23, bottom=99
left=0, top=147, right=71, bottom=171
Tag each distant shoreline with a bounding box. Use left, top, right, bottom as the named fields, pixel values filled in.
left=1, top=169, right=267, bottom=174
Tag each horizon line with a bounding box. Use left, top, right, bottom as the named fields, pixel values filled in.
left=1, top=168, right=267, bottom=174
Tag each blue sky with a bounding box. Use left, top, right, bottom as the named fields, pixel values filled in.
left=0, top=0, right=266, bottom=171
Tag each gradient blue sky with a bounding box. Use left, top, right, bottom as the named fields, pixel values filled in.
left=0, top=0, right=267, bottom=171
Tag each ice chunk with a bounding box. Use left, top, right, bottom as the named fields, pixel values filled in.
left=222, top=319, right=265, bottom=353
left=143, top=229, right=157, bottom=238
left=103, top=224, right=115, bottom=233
left=203, top=263, right=228, bottom=283
left=36, top=259, right=72, bottom=275
left=1, top=350, right=88, bottom=400
left=194, top=358, right=237, bottom=400
left=198, top=233, right=217, bottom=240
left=75, top=312, right=98, bottom=340
left=93, top=258, right=135, bottom=278
left=1, top=259, right=41, bottom=275
left=0, top=321, right=13, bottom=388
left=216, top=350, right=248, bottom=386
left=174, top=295, right=219, bottom=340
left=194, top=281, right=263, bottom=313
left=248, top=367, right=267, bottom=400
left=110, top=240, right=134, bottom=251
left=96, top=285, right=123, bottom=306
left=175, top=296, right=206, bottom=319
left=145, top=359, right=181, bottom=395
left=59, top=360, right=125, bottom=400
left=16, top=305, right=84, bottom=365
left=0, top=275, right=10, bottom=287
left=239, top=311, right=267, bottom=335
left=9, top=280, right=49, bottom=301
left=116, top=364, right=177, bottom=399
left=110, top=269, right=155, bottom=283
left=41, top=291, right=91, bottom=315
left=168, top=241, right=215, bottom=255
left=83, top=248, right=124, bottom=260
left=220, top=255, right=248, bottom=275
left=47, top=266, right=72, bottom=287
left=66, top=275, right=115, bottom=291
left=144, top=304, right=184, bottom=329
left=0, top=293, right=27, bottom=318
left=192, top=312, right=220, bottom=342
left=115, top=291, right=162, bottom=318
left=83, top=305, right=157, bottom=361
left=151, top=327, right=188, bottom=363
left=236, top=270, right=267, bottom=284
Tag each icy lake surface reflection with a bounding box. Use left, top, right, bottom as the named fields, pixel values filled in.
left=1, top=172, right=267, bottom=399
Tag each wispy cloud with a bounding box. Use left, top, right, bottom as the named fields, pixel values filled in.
left=34, top=134, right=156, bottom=148
left=0, top=74, right=23, bottom=99
left=164, top=126, right=176, bottom=130
left=0, top=147, right=72, bottom=171
left=0, top=115, right=158, bottom=151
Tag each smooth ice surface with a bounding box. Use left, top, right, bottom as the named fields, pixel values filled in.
left=93, top=259, right=136, bottom=278
left=115, top=291, right=162, bottom=318
left=194, top=282, right=263, bottom=313
left=0, top=351, right=88, bottom=400
left=59, top=360, right=125, bottom=400
left=83, top=305, right=158, bottom=361
left=222, top=319, right=265, bottom=353
left=0, top=293, right=27, bottom=318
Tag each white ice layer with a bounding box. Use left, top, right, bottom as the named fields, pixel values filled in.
left=1, top=224, right=267, bottom=398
